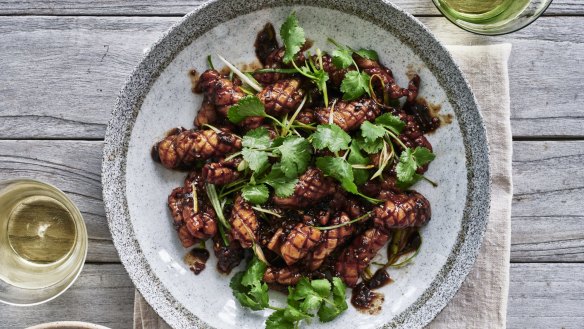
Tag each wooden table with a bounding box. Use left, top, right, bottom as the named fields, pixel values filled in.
left=1, top=1, right=583, bottom=328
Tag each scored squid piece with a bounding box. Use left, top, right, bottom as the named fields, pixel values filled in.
left=373, top=190, right=431, bottom=232
left=194, top=96, right=218, bottom=127
left=319, top=54, right=351, bottom=87
left=195, top=70, right=244, bottom=116
left=168, top=171, right=217, bottom=245
left=177, top=225, right=198, bottom=248
left=229, top=194, right=259, bottom=248
left=201, top=158, right=242, bottom=185
left=257, top=78, right=306, bottom=116
left=154, top=129, right=241, bottom=169
left=195, top=69, right=264, bottom=129
left=263, top=266, right=302, bottom=286
left=280, top=223, right=322, bottom=265
left=272, top=168, right=336, bottom=209
left=295, top=108, right=316, bottom=125
left=315, top=98, right=381, bottom=132
left=305, top=212, right=355, bottom=271
left=335, top=228, right=390, bottom=287
left=180, top=172, right=217, bottom=240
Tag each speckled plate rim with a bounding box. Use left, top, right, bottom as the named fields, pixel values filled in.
left=102, top=1, right=490, bottom=328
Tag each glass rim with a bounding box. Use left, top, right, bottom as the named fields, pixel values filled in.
left=431, top=0, right=554, bottom=36
left=0, top=178, right=88, bottom=306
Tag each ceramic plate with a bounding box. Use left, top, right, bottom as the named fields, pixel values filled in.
left=102, top=1, right=490, bottom=328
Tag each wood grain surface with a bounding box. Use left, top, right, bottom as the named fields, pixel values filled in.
left=0, top=0, right=580, bottom=16
left=0, top=16, right=583, bottom=139
left=0, top=1, right=582, bottom=328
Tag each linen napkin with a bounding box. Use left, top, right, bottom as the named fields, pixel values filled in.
left=133, top=44, right=513, bottom=329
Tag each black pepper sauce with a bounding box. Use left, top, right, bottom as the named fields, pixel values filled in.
left=351, top=268, right=393, bottom=315
left=183, top=248, right=210, bottom=275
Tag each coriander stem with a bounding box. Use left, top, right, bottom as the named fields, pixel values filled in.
left=254, top=68, right=299, bottom=74
left=385, top=129, right=408, bottom=150
left=205, top=183, right=231, bottom=229
left=251, top=206, right=282, bottom=218
left=217, top=55, right=263, bottom=92
left=316, top=211, right=372, bottom=230
left=326, top=37, right=342, bottom=49
left=224, top=151, right=242, bottom=161
left=206, top=55, right=215, bottom=70
left=421, top=175, right=438, bottom=187
left=267, top=305, right=284, bottom=311
left=290, top=123, right=316, bottom=131
left=282, top=96, right=307, bottom=136
left=291, top=59, right=316, bottom=80
left=218, top=224, right=229, bottom=246
left=351, top=164, right=375, bottom=169
left=202, top=123, right=222, bottom=133
left=265, top=114, right=285, bottom=128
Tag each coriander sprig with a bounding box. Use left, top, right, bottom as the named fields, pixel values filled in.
left=356, top=113, right=436, bottom=186
left=231, top=256, right=349, bottom=329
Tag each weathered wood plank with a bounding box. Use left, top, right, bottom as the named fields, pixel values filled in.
left=0, top=263, right=581, bottom=329
left=0, top=264, right=134, bottom=329
left=0, top=0, right=580, bottom=16
left=511, top=141, right=584, bottom=262
left=507, top=263, right=584, bottom=329
left=1, top=16, right=582, bottom=139
left=0, top=16, right=582, bottom=139
left=1, top=140, right=583, bottom=263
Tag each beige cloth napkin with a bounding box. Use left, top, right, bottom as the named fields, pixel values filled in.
left=133, top=44, right=513, bottom=329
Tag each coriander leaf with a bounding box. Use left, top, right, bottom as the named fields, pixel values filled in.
left=242, top=148, right=269, bottom=172
left=311, top=279, right=332, bottom=298
left=313, top=69, right=330, bottom=92
left=280, top=12, right=305, bottom=64
left=396, top=148, right=417, bottom=183
left=318, top=278, right=348, bottom=322
left=331, top=277, right=348, bottom=309
left=265, top=310, right=295, bottom=329
left=242, top=127, right=271, bottom=149
left=340, top=71, right=371, bottom=100
left=283, top=305, right=312, bottom=322
left=375, top=113, right=405, bottom=134
left=230, top=256, right=269, bottom=311
left=347, top=143, right=370, bottom=185
left=274, top=136, right=312, bottom=178
left=310, top=124, right=351, bottom=152
left=360, top=121, right=386, bottom=143
left=289, top=278, right=324, bottom=313
left=315, top=156, right=354, bottom=184
left=396, top=173, right=423, bottom=190
left=241, top=184, right=269, bottom=204
left=355, top=48, right=379, bottom=61
left=289, top=278, right=314, bottom=301
left=264, top=164, right=298, bottom=197
left=412, top=146, right=435, bottom=166
left=241, top=256, right=267, bottom=289
left=332, top=48, right=353, bottom=69
left=231, top=272, right=264, bottom=310
left=271, top=136, right=285, bottom=148
left=353, top=168, right=369, bottom=186
left=354, top=135, right=384, bottom=154
left=227, top=96, right=266, bottom=124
